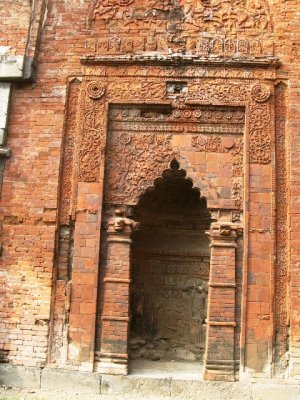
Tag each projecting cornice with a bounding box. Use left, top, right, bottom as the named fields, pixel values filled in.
left=81, top=53, right=280, bottom=69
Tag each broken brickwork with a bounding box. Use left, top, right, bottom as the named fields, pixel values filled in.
left=0, top=0, right=299, bottom=384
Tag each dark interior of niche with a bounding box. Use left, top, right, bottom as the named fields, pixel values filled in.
left=140, top=104, right=173, bottom=118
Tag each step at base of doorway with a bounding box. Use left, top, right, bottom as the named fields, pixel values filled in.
left=1, top=364, right=300, bottom=400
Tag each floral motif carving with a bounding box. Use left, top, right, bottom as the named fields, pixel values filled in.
left=232, top=154, right=243, bottom=177
left=104, top=132, right=176, bottom=204
left=249, top=128, right=271, bottom=164
left=251, top=83, right=271, bottom=103
left=274, top=83, right=288, bottom=376
left=60, top=80, right=80, bottom=224
left=87, top=81, right=106, bottom=100
left=79, top=83, right=107, bottom=182
left=108, top=80, right=165, bottom=101
left=111, top=105, right=245, bottom=127
left=232, top=179, right=243, bottom=209
left=192, top=135, right=243, bottom=156
left=90, top=0, right=273, bottom=40
left=192, top=135, right=222, bottom=152
left=249, top=103, right=271, bottom=164
left=92, top=0, right=134, bottom=20
left=188, top=82, right=249, bottom=103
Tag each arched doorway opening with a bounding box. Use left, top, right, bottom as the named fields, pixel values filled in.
left=129, top=159, right=211, bottom=372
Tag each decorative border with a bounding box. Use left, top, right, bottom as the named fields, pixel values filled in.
left=53, top=68, right=275, bottom=377
left=57, top=75, right=274, bottom=219
left=77, top=77, right=272, bottom=178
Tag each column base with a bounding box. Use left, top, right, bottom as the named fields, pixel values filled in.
left=204, top=368, right=235, bottom=382
left=95, top=360, right=128, bottom=375
left=204, top=360, right=236, bottom=382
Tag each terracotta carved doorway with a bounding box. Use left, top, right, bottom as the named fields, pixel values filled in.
left=129, top=160, right=211, bottom=372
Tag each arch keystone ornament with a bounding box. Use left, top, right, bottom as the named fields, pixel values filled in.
left=204, top=222, right=243, bottom=381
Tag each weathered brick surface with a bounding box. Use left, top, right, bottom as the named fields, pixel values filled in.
left=0, top=1, right=31, bottom=56
left=0, top=0, right=299, bottom=384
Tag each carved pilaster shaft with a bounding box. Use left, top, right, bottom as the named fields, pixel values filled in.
left=98, top=209, right=138, bottom=375
left=204, top=223, right=242, bottom=381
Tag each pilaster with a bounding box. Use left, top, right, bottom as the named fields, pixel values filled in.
left=204, top=222, right=242, bottom=381
left=97, top=209, right=138, bottom=375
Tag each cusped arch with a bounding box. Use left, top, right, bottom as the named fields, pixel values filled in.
left=134, top=158, right=211, bottom=222
left=171, top=155, right=220, bottom=208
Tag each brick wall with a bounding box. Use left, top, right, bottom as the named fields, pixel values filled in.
left=0, top=0, right=299, bottom=382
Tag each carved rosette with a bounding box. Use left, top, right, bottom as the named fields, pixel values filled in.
left=251, top=83, right=271, bottom=103
left=87, top=81, right=106, bottom=100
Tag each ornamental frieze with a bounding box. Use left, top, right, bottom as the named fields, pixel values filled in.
left=88, top=0, right=273, bottom=39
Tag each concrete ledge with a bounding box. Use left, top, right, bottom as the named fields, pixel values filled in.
left=41, top=368, right=101, bottom=394
left=0, top=55, right=24, bottom=80
left=252, top=383, right=300, bottom=400
left=171, top=380, right=252, bottom=400
left=0, top=82, right=11, bottom=145
left=0, top=56, right=36, bottom=81
left=0, top=364, right=41, bottom=389
left=101, top=375, right=171, bottom=397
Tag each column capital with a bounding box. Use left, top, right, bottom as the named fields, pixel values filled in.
left=206, top=223, right=243, bottom=248
left=107, top=209, right=139, bottom=239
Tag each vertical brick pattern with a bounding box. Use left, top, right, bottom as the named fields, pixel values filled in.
left=67, top=182, right=101, bottom=370
left=204, top=224, right=239, bottom=381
